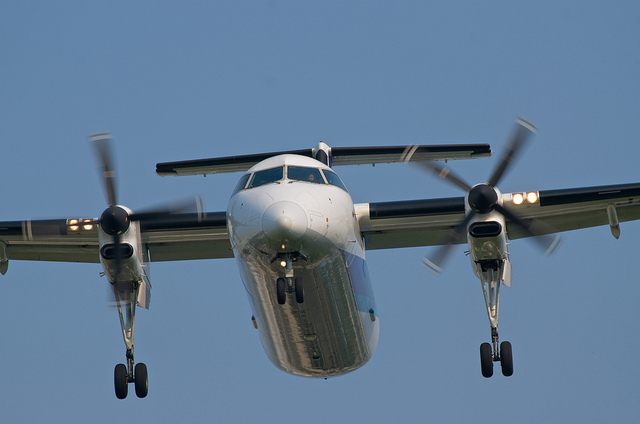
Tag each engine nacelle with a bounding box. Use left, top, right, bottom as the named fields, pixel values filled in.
left=98, top=205, right=151, bottom=309
left=467, top=211, right=509, bottom=285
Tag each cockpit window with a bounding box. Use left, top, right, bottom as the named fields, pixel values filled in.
left=247, top=166, right=284, bottom=188
left=236, top=165, right=347, bottom=192
left=232, top=173, right=251, bottom=195
left=287, top=166, right=325, bottom=184
left=322, top=169, right=349, bottom=192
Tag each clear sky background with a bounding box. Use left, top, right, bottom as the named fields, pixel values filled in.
left=1, top=2, right=639, bottom=423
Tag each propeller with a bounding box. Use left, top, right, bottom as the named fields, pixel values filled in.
left=89, top=132, right=204, bottom=286
left=418, top=118, right=561, bottom=274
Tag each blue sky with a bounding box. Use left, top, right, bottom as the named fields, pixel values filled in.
left=1, top=1, right=639, bottom=422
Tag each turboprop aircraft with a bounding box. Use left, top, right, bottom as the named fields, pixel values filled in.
left=1, top=118, right=639, bottom=399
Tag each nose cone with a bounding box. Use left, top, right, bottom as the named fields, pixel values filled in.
left=262, top=201, right=308, bottom=242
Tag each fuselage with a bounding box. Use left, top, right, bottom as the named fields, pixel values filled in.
left=226, top=154, right=379, bottom=377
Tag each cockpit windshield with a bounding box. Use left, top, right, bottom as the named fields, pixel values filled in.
left=233, top=164, right=349, bottom=194
left=322, top=169, right=348, bottom=192
left=232, top=173, right=251, bottom=195
left=287, top=166, right=324, bottom=184
left=248, top=166, right=284, bottom=188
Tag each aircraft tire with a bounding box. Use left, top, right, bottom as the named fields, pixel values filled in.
left=114, top=363, right=128, bottom=399
left=277, top=278, right=286, bottom=305
left=500, top=341, right=513, bottom=377
left=480, top=343, right=493, bottom=378
left=295, top=277, right=304, bottom=304
left=134, top=362, right=148, bottom=398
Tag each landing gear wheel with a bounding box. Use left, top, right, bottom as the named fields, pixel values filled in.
left=480, top=343, right=493, bottom=378
left=134, top=362, right=149, bottom=398
left=500, top=341, right=513, bottom=377
left=276, top=278, right=286, bottom=305
left=295, top=277, right=304, bottom=304
left=114, top=363, right=128, bottom=399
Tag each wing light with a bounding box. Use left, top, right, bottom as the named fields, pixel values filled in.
left=68, top=218, right=95, bottom=232
left=511, top=192, right=539, bottom=206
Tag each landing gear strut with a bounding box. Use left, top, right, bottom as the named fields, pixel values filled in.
left=478, top=263, right=513, bottom=378
left=113, top=283, right=148, bottom=399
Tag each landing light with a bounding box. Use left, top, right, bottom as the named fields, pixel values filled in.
left=512, top=192, right=539, bottom=206
left=69, top=219, right=95, bottom=231
left=280, top=260, right=287, bottom=268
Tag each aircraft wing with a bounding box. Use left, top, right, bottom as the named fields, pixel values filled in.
left=4, top=181, right=638, bottom=269
left=0, top=212, right=232, bottom=273
left=156, top=144, right=491, bottom=176
left=356, top=182, right=640, bottom=250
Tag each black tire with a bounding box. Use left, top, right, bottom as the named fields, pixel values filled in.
left=134, top=362, right=149, bottom=398
left=295, top=277, right=304, bottom=304
left=480, top=343, right=493, bottom=378
left=500, top=341, right=513, bottom=377
left=114, top=363, right=128, bottom=399
left=277, top=278, right=286, bottom=305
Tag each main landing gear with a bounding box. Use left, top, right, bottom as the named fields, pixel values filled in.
left=112, top=284, right=148, bottom=399
left=479, top=334, right=513, bottom=378
left=478, top=263, right=513, bottom=378
left=275, top=253, right=304, bottom=305
left=114, top=352, right=148, bottom=399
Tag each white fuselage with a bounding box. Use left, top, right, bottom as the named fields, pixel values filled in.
left=226, top=155, right=379, bottom=377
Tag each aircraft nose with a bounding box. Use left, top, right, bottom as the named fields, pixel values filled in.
left=262, top=201, right=308, bottom=242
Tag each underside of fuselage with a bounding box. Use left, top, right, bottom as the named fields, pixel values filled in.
left=235, top=233, right=379, bottom=377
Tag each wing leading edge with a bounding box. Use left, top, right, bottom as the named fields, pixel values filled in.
left=357, top=182, right=640, bottom=250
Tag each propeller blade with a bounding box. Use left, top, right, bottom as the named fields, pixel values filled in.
left=487, top=117, right=536, bottom=187
left=90, top=132, right=118, bottom=207
left=423, top=211, right=475, bottom=274
left=495, top=204, right=562, bottom=254
left=129, top=196, right=206, bottom=221
left=415, top=161, right=473, bottom=192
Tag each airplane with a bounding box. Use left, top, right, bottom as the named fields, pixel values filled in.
left=1, top=118, right=639, bottom=399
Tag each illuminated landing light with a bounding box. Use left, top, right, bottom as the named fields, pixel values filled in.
left=280, top=260, right=287, bottom=268
left=69, top=218, right=95, bottom=231
left=527, top=192, right=539, bottom=204
left=512, top=193, right=524, bottom=205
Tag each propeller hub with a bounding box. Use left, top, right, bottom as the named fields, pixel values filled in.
left=468, top=184, right=498, bottom=214
left=100, top=206, right=130, bottom=236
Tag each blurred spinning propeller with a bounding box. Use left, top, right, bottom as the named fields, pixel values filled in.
left=89, top=132, right=205, bottom=286
left=415, top=118, right=561, bottom=274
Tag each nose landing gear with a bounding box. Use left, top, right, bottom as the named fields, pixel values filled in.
left=274, top=253, right=304, bottom=305
left=276, top=276, right=304, bottom=305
